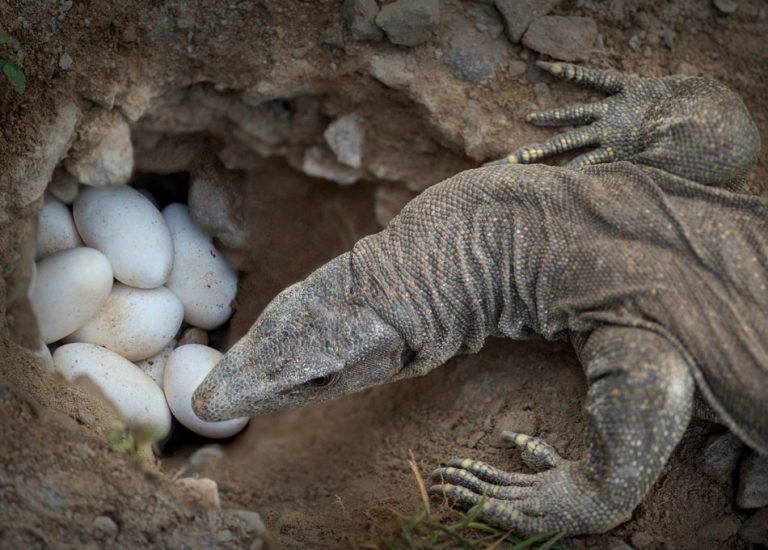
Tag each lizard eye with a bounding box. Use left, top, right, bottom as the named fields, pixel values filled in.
left=401, top=349, right=416, bottom=366
left=304, top=374, right=335, bottom=388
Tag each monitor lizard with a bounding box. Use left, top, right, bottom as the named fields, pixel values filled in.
left=192, top=62, right=766, bottom=535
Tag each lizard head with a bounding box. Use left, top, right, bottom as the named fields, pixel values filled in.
left=192, top=253, right=412, bottom=421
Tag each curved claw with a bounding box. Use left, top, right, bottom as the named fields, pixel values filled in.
left=526, top=102, right=608, bottom=127
left=432, top=466, right=532, bottom=499
left=536, top=60, right=629, bottom=94
left=445, top=457, right=537, bottom=485
left=505, top=126, right=601, bottom=165
left=501, top=431, right=563, bottom=471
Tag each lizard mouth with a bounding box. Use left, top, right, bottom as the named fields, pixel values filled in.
left=191, top=378, right=231, bottom=422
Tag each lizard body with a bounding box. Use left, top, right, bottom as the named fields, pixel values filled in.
left=193, top=64, right=766, bottom=535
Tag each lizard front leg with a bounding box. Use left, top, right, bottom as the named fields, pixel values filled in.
left=429, top=327, right=695, bottom=536
left=489, top=62, right=679, bottom=167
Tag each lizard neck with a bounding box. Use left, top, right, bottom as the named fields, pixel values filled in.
left=351, top=168, right=532, bottom=376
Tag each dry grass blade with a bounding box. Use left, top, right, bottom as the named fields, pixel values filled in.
left=408, top=449, right=430, bottom=516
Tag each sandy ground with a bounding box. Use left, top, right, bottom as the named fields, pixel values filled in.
left=1, top=0, right=767, bottom=548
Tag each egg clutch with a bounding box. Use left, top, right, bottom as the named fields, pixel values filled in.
left=30, top=185, right=248, bottom=440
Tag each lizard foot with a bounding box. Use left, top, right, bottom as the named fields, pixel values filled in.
left=429, top=434, right=624, bottom=536
left=487, top=61, right=677, bottom=167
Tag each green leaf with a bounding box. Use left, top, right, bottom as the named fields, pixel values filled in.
left=3, top=61, right=25, bottom=94
left=0, top=31, right=10, bottom=45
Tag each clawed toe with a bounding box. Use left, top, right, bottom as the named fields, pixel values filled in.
left=501, top=431, right=563, bottom=471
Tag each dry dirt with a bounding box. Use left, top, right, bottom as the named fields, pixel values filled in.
left=1, top=1, right=767, bottom=549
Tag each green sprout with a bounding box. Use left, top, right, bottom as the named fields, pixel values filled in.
left=107, top=424, right=162, bottom=467
left=0, top=30, right=25, bottom=94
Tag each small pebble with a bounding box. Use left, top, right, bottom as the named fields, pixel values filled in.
left=179, top=444, right=224, bottom=477
left=696, top=431, right=743, bottom=480
left=92, top=515, right=118, bottom=540
left=178, top=327, right=209, bottom=347
left=522, top=16, right=598, bottom=62
left=217, top=529, right=233, bottom=543
left=738, top=452, right=768, bottom=508
left=228, top=509, right=267, bottom=535
left=739, top=507, right=768, bottom=545
left=375, top=0, right=440, bottom=47
left=494, top=0, right=559, bottom=43
left=59, top=53, right=73, bottom=70
left=630, top=531, right=656, bottom=548
left=176, top=477, right=221, bottom=510
left=324, top=113, right=363, bottom=169
left=697, top=514, right=741, bottom=541
left=342, top=0, right=383, bottom=41
left=714, top=0, right=739, bottom=14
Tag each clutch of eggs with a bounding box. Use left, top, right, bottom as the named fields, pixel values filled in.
left=31, top=186, right=247, bottom=439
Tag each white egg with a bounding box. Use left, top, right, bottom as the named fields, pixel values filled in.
left=30, top=247, right=114, bottom=343
left=54, top=343, right=172, bottom=438
left=135, top=340, right=176, bottom=388
left=163, top=344, right=248, bottom=438
left=65, top=283, right=184, bottom=361
left=73, top=186, right=174, bottom=289
left=36, top=195, right=83, bottom=259
left=163, top=204, right=238, bottom=330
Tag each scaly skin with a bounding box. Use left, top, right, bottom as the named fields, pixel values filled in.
left=192, top=63, right=766, bottom=536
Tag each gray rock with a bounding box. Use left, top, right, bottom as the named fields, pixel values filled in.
left=660, top=28, right=675, bottom=49
left=494, top=0, right=559, bottom=42
left=217, top=529, right=234, bottom=543
left=603, top=537, right=634, bottom=550
left=628, top=33, right=643, bottom=53
left=178, top=444, right=224, bottom=478
left=738, top=452, right=768, bottom=508
left=48, top=167, right=80, bottom=204
left=92, top=516, right=118, bottom=540
left=445, top=39, right=500, bottom=82
left=188, top=162, right=249, bottom=249
left=58, top=52, right=73, bottom=70
left=739, top=507, right=768, bottom=545
left=228, top=509, right=268, bottom=535
left=697, top=515, right=741, bottom=541
left=696, top=431, right=743, bottom=481
left=324, top=113, right=363, bottom=168
left=369, top=53, right=415, bottom=89
left=522, top=16, right=598, bottom=62
left=342, top=0, right=383, bottom=41
left=64, top=108, right=134, bottom=187
left=177, top=327, right=208, bottom=347
left=714, top=0, right=739, bottom=14
left=76, top=408, right=95, bottom=427
left=630, top=531, right=655, bottom=548
left=674, top=61, right=700, bottom=77
left=375, top=0, right=439, bottom=47
left=4, top=99, right=79, bottom=212
left=320, top=21, right=345, bottom=50
left=508, top=59, right=527, bottom=77
left=302, top=145, right=363, bottom=185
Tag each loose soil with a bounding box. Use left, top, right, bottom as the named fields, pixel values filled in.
left=1, top=1, right=766, bottom=548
